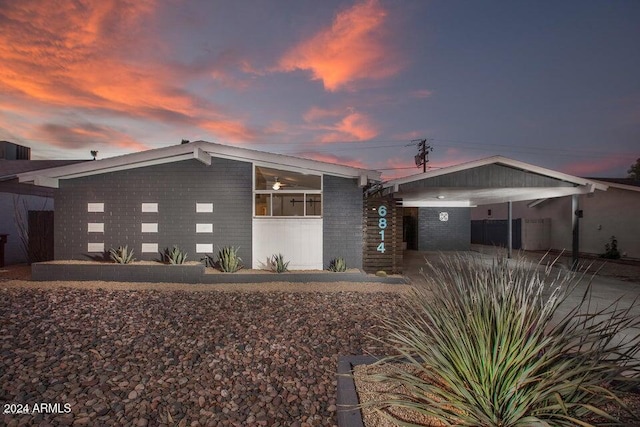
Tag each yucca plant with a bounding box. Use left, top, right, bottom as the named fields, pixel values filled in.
left=328, top=257, right=347, bottom=272
left=271, top=253, right=289, bottom=273
left=217, top=246, right=242, bottom=272
left=164, top=245, right=187, bottom=264
left=109, top=245, right=135, bottom=264
left=362, top=253, right=640, bottom=426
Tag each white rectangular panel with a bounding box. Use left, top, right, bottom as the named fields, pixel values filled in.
left=141, top=203, right=158, bottom=213
left=196, top=243, right=213, bottom=253
left=252, top=218, right=323, bottom=270
left=141, top=243, right=158, bottom=253
left=87, top=223, right=104, bottom=233
left=87, top=242, right=104, bottom=253
left=87, top=203, right=104, bottom=212
left=196, top=223, right=213, bottom=233
left=196, top=203, right=213, bottom=213
left=141, top=223, right=158, bottom=233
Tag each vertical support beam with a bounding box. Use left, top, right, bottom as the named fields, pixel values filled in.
left=571, top=194, right=579, bottom=271
left=507, top=201, right=513, bottom=259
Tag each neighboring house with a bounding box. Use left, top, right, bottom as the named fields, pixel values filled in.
left=0, top=141, right=86, bottom=265
left=18, top=141, right=380, bottom=270
left=471, top=178, right=640, bottom=259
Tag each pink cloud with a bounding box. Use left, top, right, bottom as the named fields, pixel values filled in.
left=303, top=107, right=378, bottom=143
left=295, top=151, right=367, bottom=169
left=277, top=0, right=402, bottom=91
left=0, top=0, right=258, bottom=145
left=561, top=155, right=632, bottom=177
left=411, top=89, right=433, bottom=99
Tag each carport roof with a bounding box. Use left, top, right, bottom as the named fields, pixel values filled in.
left=382, top=156, right=608, bottom=207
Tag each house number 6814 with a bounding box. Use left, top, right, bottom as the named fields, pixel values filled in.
left=377, top=205, right=387, bottom=253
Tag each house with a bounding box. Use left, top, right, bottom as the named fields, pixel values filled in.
left=471, top=177, right=640, bottom=259
left=0, top=141, right=86, bottom=265
left=18, top=141, right=380, bottom=270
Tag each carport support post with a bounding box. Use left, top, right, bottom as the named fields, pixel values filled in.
left=507, top=201, right=513, bottom=259
left=571, top=194, right=579, bottom=271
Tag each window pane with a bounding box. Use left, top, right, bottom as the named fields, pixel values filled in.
left=272, top=193, right=305, bottom=216
left=255, top=194, right=270, bottom=216
left=306, top=194, right=322, bottom=216
left=255, top=166, right=321, bottom=190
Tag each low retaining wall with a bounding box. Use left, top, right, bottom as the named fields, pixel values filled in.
left=31, top=263, right=406, bottom=284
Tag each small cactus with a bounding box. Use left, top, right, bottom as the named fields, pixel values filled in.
left=109, top=246, right=135, bottom=264
left=165, top=246, right=187, bottom=264
left=271, top=253, right=289, bottom=273
left=328, top=257, right=347, bottom=272
left=217, top=246, right=243, bottom=272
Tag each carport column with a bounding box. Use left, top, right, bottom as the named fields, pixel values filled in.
left=571, top=194, right=579, bottom=271
left=507, top=201, right=513, bottom=259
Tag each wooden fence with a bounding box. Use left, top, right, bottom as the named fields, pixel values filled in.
left=363, top=197, right=403, bottom=274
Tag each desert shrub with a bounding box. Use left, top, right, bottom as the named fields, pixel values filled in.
left=217, top=246, right=242, bottom=272
left=328, top=257, right=347, bottom=272
left=364, top=254, right=640, bottom=426
left=109, top=246, right=135, bottom=264
left=271, top=253, right=289, bottom=273
left=601, top=235, right=621, bottom=259
left=164, top=245, right=187, bottom=264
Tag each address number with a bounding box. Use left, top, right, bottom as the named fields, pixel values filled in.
left=377, top=205, right=387, bottom=253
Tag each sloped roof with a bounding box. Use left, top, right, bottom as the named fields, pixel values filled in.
left=18, top=141, right=381, bottom=188
left=0, top=159, right=87, bottom=180
left=382, top=156, right=607, bottom=207
left=587, top=177, right=640, bottom=192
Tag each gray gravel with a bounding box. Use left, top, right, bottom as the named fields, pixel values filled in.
left=1, top=285, right=401, bottom=426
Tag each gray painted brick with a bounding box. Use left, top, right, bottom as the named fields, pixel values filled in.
left=418, top=207, right=470, bottom=251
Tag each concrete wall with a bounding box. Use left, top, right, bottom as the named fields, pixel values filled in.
left=323, top=175, right=363, bottom=269
left=54, top=158, right=253, bottom=263
left=417, top=207, right=470, bottom=251
left=471, top=188, right=640, bottom=259
left=0, top=192, right=53, bottom=265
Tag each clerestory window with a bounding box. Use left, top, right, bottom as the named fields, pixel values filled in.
left=254, top=166, right=322, bottom=217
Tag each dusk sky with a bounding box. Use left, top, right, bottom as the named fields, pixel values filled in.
left=1, top=0, right=638, bottom=179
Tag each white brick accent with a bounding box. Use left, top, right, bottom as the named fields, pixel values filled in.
left=196, top=223, right=213, bottom=233
left=87, top=242, right=104, bottom=253
left=87, top=203, right=104, bottom=213
left=141, top=243, right=158, bottom=253
left=141, top=223, right=158, bottom=233
left=196, top=243, right=213, bottom=253
left=141, top=203, right=158, bottom=213
left=196, top=203, right=213, bottom=213
left=87, top=223, right=104, bottom=233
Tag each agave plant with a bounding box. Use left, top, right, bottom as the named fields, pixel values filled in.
left=217, top=246, right=242, bottom=272
left=363, top=254, right=640, bottom=426
left=109, top=245, right=135, bottom=264
left=164, top=245, right=187, bottom=264
left=328, top=257, right=347, bottom=272
left=271, top=253, right=289, bottom=273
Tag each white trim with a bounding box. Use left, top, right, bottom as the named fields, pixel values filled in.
left=17, top=141, right=381, bottom=185
left=141, top=243, right=158, bottom=253
left=34, top=176, right=59, bottom=188
left=141, top=223, right=158, bottom=233
left=590, top=180, right=638, bottom=192
left=87, top=203, right=104, bottom=212
left=194, top=147, right=212, bottom=165
left=401, top=200, right=472, bottom=208
left=87, top=223, right=104, bottom=233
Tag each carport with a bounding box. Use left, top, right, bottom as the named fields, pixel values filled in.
left=380, top=156, right=607, bottom=267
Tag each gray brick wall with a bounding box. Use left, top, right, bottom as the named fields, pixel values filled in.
left=417, top=207, right=470, bottom=251
left=322, top=175, right=363, bottom=270
left=54, top=158, right=252, bottom=264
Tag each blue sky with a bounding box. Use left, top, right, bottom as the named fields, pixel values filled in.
left=1, top=0, right=638, bottom=178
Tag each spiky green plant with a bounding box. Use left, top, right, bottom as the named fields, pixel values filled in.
left=363, top=254, right=640, bottom=426
left=271, top=253, right=289, bottom=273
left=109, top=245, right=135, bottom=264
left=217, top=246, right=242, bottom=272
left=164, top=245, right=187, bottom=264
left=328, top=257, right=347, bottom=272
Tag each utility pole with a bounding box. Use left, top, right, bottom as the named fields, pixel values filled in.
left=411, top=138, right=433, bottom=172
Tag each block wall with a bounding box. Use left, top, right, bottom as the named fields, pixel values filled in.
left=54, top=158, right=252, bottom=264
left=322, top=175, right=363, bottom=269
left=417, top=207, right=470, bottom=251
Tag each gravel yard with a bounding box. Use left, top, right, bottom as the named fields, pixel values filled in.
left=0, top=279, right=408, bottom=426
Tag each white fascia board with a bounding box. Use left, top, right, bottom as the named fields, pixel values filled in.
left=589, top=180, right=639, bottom=192
left=193, top=147, right=212, bottom=165
left=402, top=200, right=472, bottom=208
left=49, top=154, right=194, bottom=180
left=198, top=141, right=381, bottom=180
left=33, top=176, right=59, bottom=188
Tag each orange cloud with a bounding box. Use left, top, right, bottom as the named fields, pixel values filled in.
left=0, top=0, right=257, bottom=144
left=34, top=122, right=150, bottom=151
left=303, top=107, right=378, bottom=143
left=277, top=0, right=401, bottom=91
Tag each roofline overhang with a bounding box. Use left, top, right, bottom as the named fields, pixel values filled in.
left=18, top=141, right=382, bottom=188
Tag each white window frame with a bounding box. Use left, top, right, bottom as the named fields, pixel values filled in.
left=252, top=164, right=322, bottom=218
